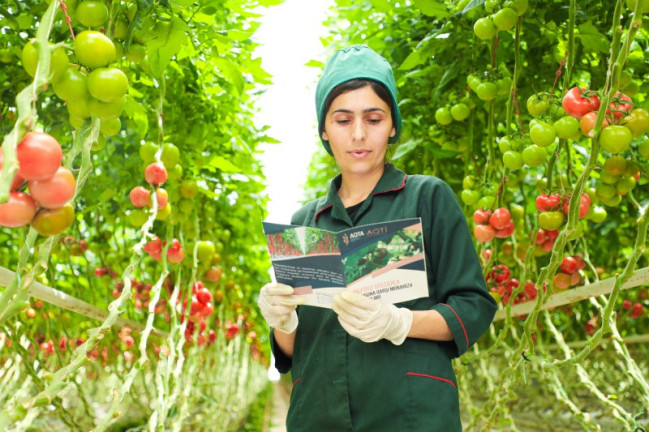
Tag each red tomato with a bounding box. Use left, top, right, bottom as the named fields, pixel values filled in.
left=0, top=149, right=26, bottom=190
left=560, top=257, right=579, bottom=274
left=523, top=282, right=538, bottom=300
left=495, top=219, right=514, bottom=238
left=606, top=92, right=633, bottom=120
left=622, top=300, right=632, bottom=310
left=545, top=229, right=559, bottom=240
left=144, top=162, right=167, bottom=185
left=541, top=238, right=555, bottom=252
left=630, top=303, right=643, bottom=319
left=204, top=266, right=223, bottom=282
left=129, top=186, right=150, bottom=207
left=570, top=271, right=581, bottom=286
left=488, top=264, right=511, bottom=284
left=473, top=208, right=492, bottom=225
left=489, top=207, right=511, bottom=230
left=200, top=302, right=214, bottom=318
left=561, top=193, right=591, bottom=219
left=17, top=132, right=63, bottom=181
left=225, top=322, right=239, bottom=339
left=562, top=87, right=601, bottom=119
left=0, top=191, right=37, bottom=227
left=166, top=238, right=185, bottom=263
left=196, top=288, right=212, bottom=305
left=474, top=224, right=496, bottom=242
left=535, top=229, right=547, bottom=245
left=144, top=237, right=163, bottom=260
left=28, top=166, right=76, bottom=208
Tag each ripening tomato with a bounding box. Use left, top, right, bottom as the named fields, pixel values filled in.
left=538, top=211, right=565, bottom=230
left=620, top=108, right=649, bottom=137
left=28, top=166, right=76, bottom=208
left=606, top=92, right=633, bottom=120
left=474, top=224, right=496, bottom=242
left=30, top=203, right=75, bottom=236
left=0, top=192, right=37, bottom=227
left=148, top=188, right=169, bottom=208
left=129, top=186, right=150, bottom=207
left=553, top=272, right=571, bottom=290
left=205, top=266, right=223, bottom=282
left=145, top=162, right=167, bottom=186
left=579, top=111, right=611, bottom=137
left=17, top=132, right=63, bottom=181
left=562, top=87, right=601, bottom=119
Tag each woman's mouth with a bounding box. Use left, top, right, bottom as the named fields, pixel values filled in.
left=349, top=149, right=370, bottom=159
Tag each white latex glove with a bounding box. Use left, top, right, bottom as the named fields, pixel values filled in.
left=258, top=282, right=305, bottom=334
left=332, top=290, right=413, bottom=345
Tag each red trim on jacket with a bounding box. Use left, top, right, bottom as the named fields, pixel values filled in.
left=406, top=372, right=456, bottom=388
left=374, top=175, right=407, bottom=195
left=292, top=377, right=303, bottom=388
left=439, top=303, right=470, bottom=349
left=314, top=205, right=333, bottom=221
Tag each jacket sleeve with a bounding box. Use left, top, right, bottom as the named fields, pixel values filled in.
left=424, top=180, right=497, bottom=357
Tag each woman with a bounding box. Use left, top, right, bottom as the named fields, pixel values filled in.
left=258, top=44, right=497, bottom=431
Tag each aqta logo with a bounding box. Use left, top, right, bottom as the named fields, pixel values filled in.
left=349, top=226, right=388, bottom=240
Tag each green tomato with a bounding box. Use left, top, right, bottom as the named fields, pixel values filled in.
left=450, top=103, right=470, bottom=121
left=91, top=134, right=106, bottom=151
left=69, top=115, right=86, bottom=129
left=435, top=107, right=453, bottom=125
left=476, top=82, right=497, bottom=101
left=161, top=143, right=180, bottom=169
left=168, top=164, right=183, bottom=180
left=498, top=137, right=513, bottom=153
left=595, top=182, right=617, bottom=200
left=113, top=19, right=129, bottom=40
left=128, top=208, right=149, bottom=227
left=496, top=77, right=512, bottom=96
left=74, top=31, right=115, bottom=69
left=474, top=18, right=497, bottom=40
left=463, top=175, right=477, bottom=190
left=180, top=179, right=199, bottom=198
left=521, top=144, right=547, bottom=167
left=503, top=150, right=524, bottom=170
left=587, top=206, right=607, bottom=223
left=125, top=43, right=147, bottom=63
left=510, top=203, right=525, bottom=220
left=506, top=0, right=529, bottom=15
left=599, top=170, right=619, bottom=185
left=139, top=142, right=158, bottom=163
left=616, top=176, right=636, bottom=194
left=621, top=108, right=649, bottom=137
left=530, top=122, right=557, bottom=147
left=600, top=193, right=622, bottom=207
left=638, top=139, right=649, bottom=158
left=493, top=7, right=518, bottom=31
left=600, top=125, right=632, bottom=153
left=53, top=67, right=88, bottom=101
left=100, top=117, right=121, bottom=137
left=475, top=195, right=496, bottom=210
left=88, top=95, right=126, bottom=120
left=553, top=116, right=580, bottom=139
left=196, top=241, right=215, bottom=264
left=467, top=74, right=481, bottom=91
left=461, top=189, right=481, bottom=206
left=67, top=98, right=91, bottom=118
left=526, top=94, right=549, bottom=117
left=87, top=67, right=128, bottom=102
left=22, top=41, right=69, bottom=81
left=627, top=0, right=649, bottom=13
left=603, top=155, right=628, bottom=175
left=76, top=1, right=108, bottom=27
left=538, top=211, right=565, bottom=230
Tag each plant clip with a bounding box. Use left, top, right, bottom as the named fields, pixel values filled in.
left=522, top=351, right=531, bottom=361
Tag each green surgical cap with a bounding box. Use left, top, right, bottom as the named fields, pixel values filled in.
left=315, top=44, right=402, bottom=156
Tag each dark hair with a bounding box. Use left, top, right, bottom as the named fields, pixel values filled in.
left=321, top=79, right=395, bottom=131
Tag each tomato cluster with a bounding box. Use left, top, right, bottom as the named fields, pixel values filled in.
left=472, top=0, right=528, bottom=40
left=622, top=300, right=644, bottom=319
left=435, top=102, right=471, bottom=125
left=0, top=132, right=76, bottom=236
left=473, top=207, right=515, bottom=242
left=553, top=255, right=586, bottom=290
left=143, top=236, right=186, bottom=263
left=180, top=281, right=218, bottom=346
left=467, top=72, right=512, bottom=102
left=535, top=192, right=590, bottom=231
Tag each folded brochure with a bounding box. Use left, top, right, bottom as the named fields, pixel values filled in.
left=262, top=218, right=429, bottom=308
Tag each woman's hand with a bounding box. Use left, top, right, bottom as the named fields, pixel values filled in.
left=258, top=282, right=305, bottom=334
left=332, top=291, right=413, bottom=345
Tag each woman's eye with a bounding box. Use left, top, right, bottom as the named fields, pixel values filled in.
left=336, top=119, right=350, bottom=125
left=368, top=118, right=382, bottom=124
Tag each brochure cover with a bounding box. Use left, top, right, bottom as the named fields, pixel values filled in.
left=262, top=218, right=429, bottom=308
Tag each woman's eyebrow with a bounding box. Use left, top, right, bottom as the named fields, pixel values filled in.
left=332, top=107, right=387, bottom=114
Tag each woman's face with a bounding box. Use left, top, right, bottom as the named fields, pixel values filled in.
left=322, top=85, right=395, bottom=177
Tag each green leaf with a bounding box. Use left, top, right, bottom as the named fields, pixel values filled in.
left=433, top=62, right=459, bottom=101
left=214, top=57, right=245, bottom=95
left=399, top=47, right=430, bottom=71
left=259, top=135, right=281, bottom=144
left=305, top=59, right=325, bottom=68
left=208, top=155, right=241, bottom=173
left=461, top=0, right=485, bottom=14
left=392, top=140, right=419, bottom=160
left=412, top=0, right=450, bottom=18
left=369, top=0, right=392, bottom=13
left=99, top=188, right=117, bottom=202
left=225, top=29, right=256, bottom=41
left=577, top=22, right=609, bottom=53
left=146, top=17, right=189, bottom=77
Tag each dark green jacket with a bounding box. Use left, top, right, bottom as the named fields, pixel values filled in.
left=271, top=163, right=497, bottom=431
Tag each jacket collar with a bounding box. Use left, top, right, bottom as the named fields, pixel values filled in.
left=314, top=163, right=407, bottom=221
